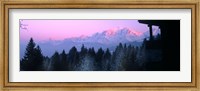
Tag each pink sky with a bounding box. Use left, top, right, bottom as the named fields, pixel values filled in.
left=20, top=20, right=149, bottom=43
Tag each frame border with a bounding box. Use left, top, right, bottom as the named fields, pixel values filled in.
left=0, top=0, right=199, bottom=91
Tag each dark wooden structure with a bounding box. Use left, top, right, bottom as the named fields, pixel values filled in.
left=138, top=20, right=180, bottom=71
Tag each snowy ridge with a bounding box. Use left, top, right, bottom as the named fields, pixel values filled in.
left=68, top=27, right=144, bottom=45
left=21, top=27, right=160, bottom=58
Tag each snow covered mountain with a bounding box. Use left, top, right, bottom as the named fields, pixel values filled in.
left=67, top=28, right=144, bottom=45
left=21, top=27, right=160, bottom=58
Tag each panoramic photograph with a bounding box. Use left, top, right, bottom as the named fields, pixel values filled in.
left=20, top=20, right=180, bottom=71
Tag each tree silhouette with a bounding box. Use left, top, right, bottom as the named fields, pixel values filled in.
left=60, top=50, right=68, bottom=70
left=95, top=48, right=104, bottom=70
left=88, top=47, right=96, bottom=57
left=21, top=35, right=165, bottom=71
left=80, top=44, right=88, bottom=57
left=51, top=51, right=61, bottom=71
left=68, top=46, right=80, bottom=70
left=20, top=38, right=44, bottom=71
left=102, top=48, right=111, bottom=70
left=34, top=45, right=44, bottom=70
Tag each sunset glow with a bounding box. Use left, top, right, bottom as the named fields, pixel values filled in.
left=20, top=20, right=149, bottom=43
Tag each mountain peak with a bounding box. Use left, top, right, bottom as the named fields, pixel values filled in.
left=110, top=27, right=142, bottom=36
left=63, top=27, right=145, bottom=45
left=103, top=29, right=116, bottom=36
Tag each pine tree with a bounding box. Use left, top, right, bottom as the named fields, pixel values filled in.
left=102, top=48, right=111, bottom=70
left=51, top=51, right=61, bottom=71
left=20, top=38, right=44, bottom=71
left=95, top=48, right=104, bottom=70
left=34, top=45, right=44, bottom=70
left=60, top=50, right=68, bottom=70
left=80, top=44, right=88, bottom=60
left=119, top=43, right=123, bottom=49
left=123, top=45, right=136, bottom=70
left=68, top=46, right=80, bottom=70
left=112, top=43, right=125, bottom=70
left=88, top=47, right=95, bottom=57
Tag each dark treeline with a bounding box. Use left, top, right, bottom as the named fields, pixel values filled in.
left=20, top=35, right=162, bottom=71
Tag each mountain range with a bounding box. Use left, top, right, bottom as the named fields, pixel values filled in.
left=20, top=27, right=160, bottom=58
